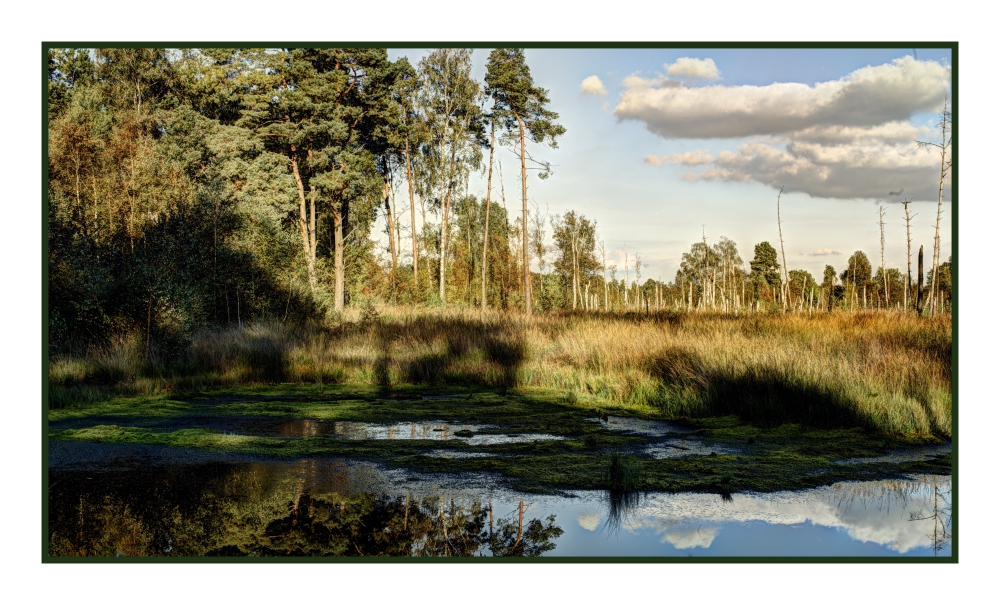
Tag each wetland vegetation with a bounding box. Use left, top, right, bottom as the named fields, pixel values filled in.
left=45, top=46, right=953, bottom=557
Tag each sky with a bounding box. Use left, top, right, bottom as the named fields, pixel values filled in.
left=386, top=47, right=953, bottom=285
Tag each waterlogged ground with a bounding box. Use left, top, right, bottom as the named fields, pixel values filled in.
left=47, top=385, right=952, bottom=557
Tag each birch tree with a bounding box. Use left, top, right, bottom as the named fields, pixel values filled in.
left=417, top=49, right=483, bottom=305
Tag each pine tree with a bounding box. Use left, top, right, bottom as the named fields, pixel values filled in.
left=484, top=48, right=565, bottom=314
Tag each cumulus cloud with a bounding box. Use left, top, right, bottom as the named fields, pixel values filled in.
left=626, top=476, right=949, bottom=554
left=692, top=137, right=948, bottom=201
left=617, top=57, right=952, bottom=201
left=802, top=248, right=843, bottom=256
left=661, top=525, right=720, bottom=549
left=645, top=150, right=715, bottom=167
left=672, top=150, right=715, bottom=166
left=665, top=57, right=721, bottom=81
left=615, top=57, right=950, bottom=139
left=580, top=75, right=607, bottom=96
left=577, top=512, right=601, bottom=531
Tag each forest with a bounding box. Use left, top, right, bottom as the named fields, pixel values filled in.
left=47, top=47, right=952, bottom=439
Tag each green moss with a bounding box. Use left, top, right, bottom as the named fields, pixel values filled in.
left=49, top=385, right=950, bottom=495
left=48, top=396, right=192, bottom=422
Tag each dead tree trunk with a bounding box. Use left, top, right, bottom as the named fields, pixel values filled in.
left=917, top=245, right=925, bottom=314
left=601, top=241, right=608, bottom=311
left=902, top=199, right=915, bottom=311
left=776, top=187, right=790, bottom=310
left=879, top=205, right=888, bottom=309
left=918, top=100, right=951, bottom=316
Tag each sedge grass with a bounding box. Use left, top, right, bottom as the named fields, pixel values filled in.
left=48, top=307, right=952, bottom=437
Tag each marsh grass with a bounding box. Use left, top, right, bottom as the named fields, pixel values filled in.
left=605, top=451, right=643, bottom=493
left=48, top=308, right=951, bottom=436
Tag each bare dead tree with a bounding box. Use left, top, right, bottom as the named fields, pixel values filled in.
left=916, top=99, right=952, bottom=315
left=878, top=204, right=888, bottom=309
left=776, top=187, right=790, bottom=310
left=600, top=240, right=608, bottom=311
left=902, top=198, right=916, bottom=311
left=701, top=226, right=708, bottom=311
left=623, top=244, right=629, bottom=307
left=634, top=252, right=642, bottom=310
left=917, top=245, right=925, bottom=313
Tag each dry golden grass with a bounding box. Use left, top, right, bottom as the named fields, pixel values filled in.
left=49, top=307, right=952, bottom=437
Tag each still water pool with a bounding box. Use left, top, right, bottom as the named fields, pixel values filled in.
left=47, top=442, right=950, bottom=558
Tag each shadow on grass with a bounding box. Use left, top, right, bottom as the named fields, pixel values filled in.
left=646, top=346, right=875, bottom=430
left=365, top=316, right=527, bottom=394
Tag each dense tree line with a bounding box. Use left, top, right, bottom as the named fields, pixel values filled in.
left=47, top=47, right=568, bottom=352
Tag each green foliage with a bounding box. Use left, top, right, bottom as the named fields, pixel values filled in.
left=788, top=269, right=817, bottom=304
left=551, top=211, right=601, bottom=306
left=842, top=251, right=873, bottom=287
left=750, top=242, right=781, bottom=287
left=485, top=48, right=566, bottom=150
left=537, top=273, right=564, bottom=311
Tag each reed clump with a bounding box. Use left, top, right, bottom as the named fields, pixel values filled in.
left=48, top=307, right=952, bottom=437
left=605, top=451, right=643, bottom=493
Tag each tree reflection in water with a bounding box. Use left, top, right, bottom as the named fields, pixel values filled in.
left=254, top=493, right=562, bottom=557
left=907, top=477, right=952, bottom=556
left=49, top=486, right=563, bottom=557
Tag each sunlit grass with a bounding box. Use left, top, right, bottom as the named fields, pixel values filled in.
left=47, top=308, right=952, bottom=437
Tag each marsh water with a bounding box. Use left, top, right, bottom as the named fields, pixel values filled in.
left=48, top=440, right=951, bottom=557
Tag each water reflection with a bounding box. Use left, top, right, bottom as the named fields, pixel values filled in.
left=587, top=416, right=691, bottom=437
left=48, top=458, right=562, bottom=557
left=126, top=417, right=567, bottom=445
left=219, top=493, right=561, bottom=557
left=645, top=439, right=739, bottom=459
left=566, top=475, right=952, bottom=556
left=47, top=454, right=951, bottom=557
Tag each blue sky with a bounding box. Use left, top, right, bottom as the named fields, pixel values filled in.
left=387, top=48, right=953, bottom=284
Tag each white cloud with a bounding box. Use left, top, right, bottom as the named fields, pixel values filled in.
left=806, top=248, right=843, bottom=256
left=693, top=136, right=948, bottom=201
left=577, top=512, right=601, bottom=531
left=580, top=75, right=607, bottom=96
left=615, top=57, right=952, bottom=201
left=661, top=525, right=720, bottom=549
left=644, top=150, right=715, bottom=167
left=615, top=57, right=950, bottom=139
left=793, top=121, right=931, bottom=145
left=621, top=73, right=682, bottom=89
left=626, top=476, right=949, bottom=554
left=665, top=57, right=721, bottom=81
left=672, top=150, right=715, bottom=166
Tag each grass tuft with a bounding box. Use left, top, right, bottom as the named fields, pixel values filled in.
left=605, top=451, right=643, bottom=493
